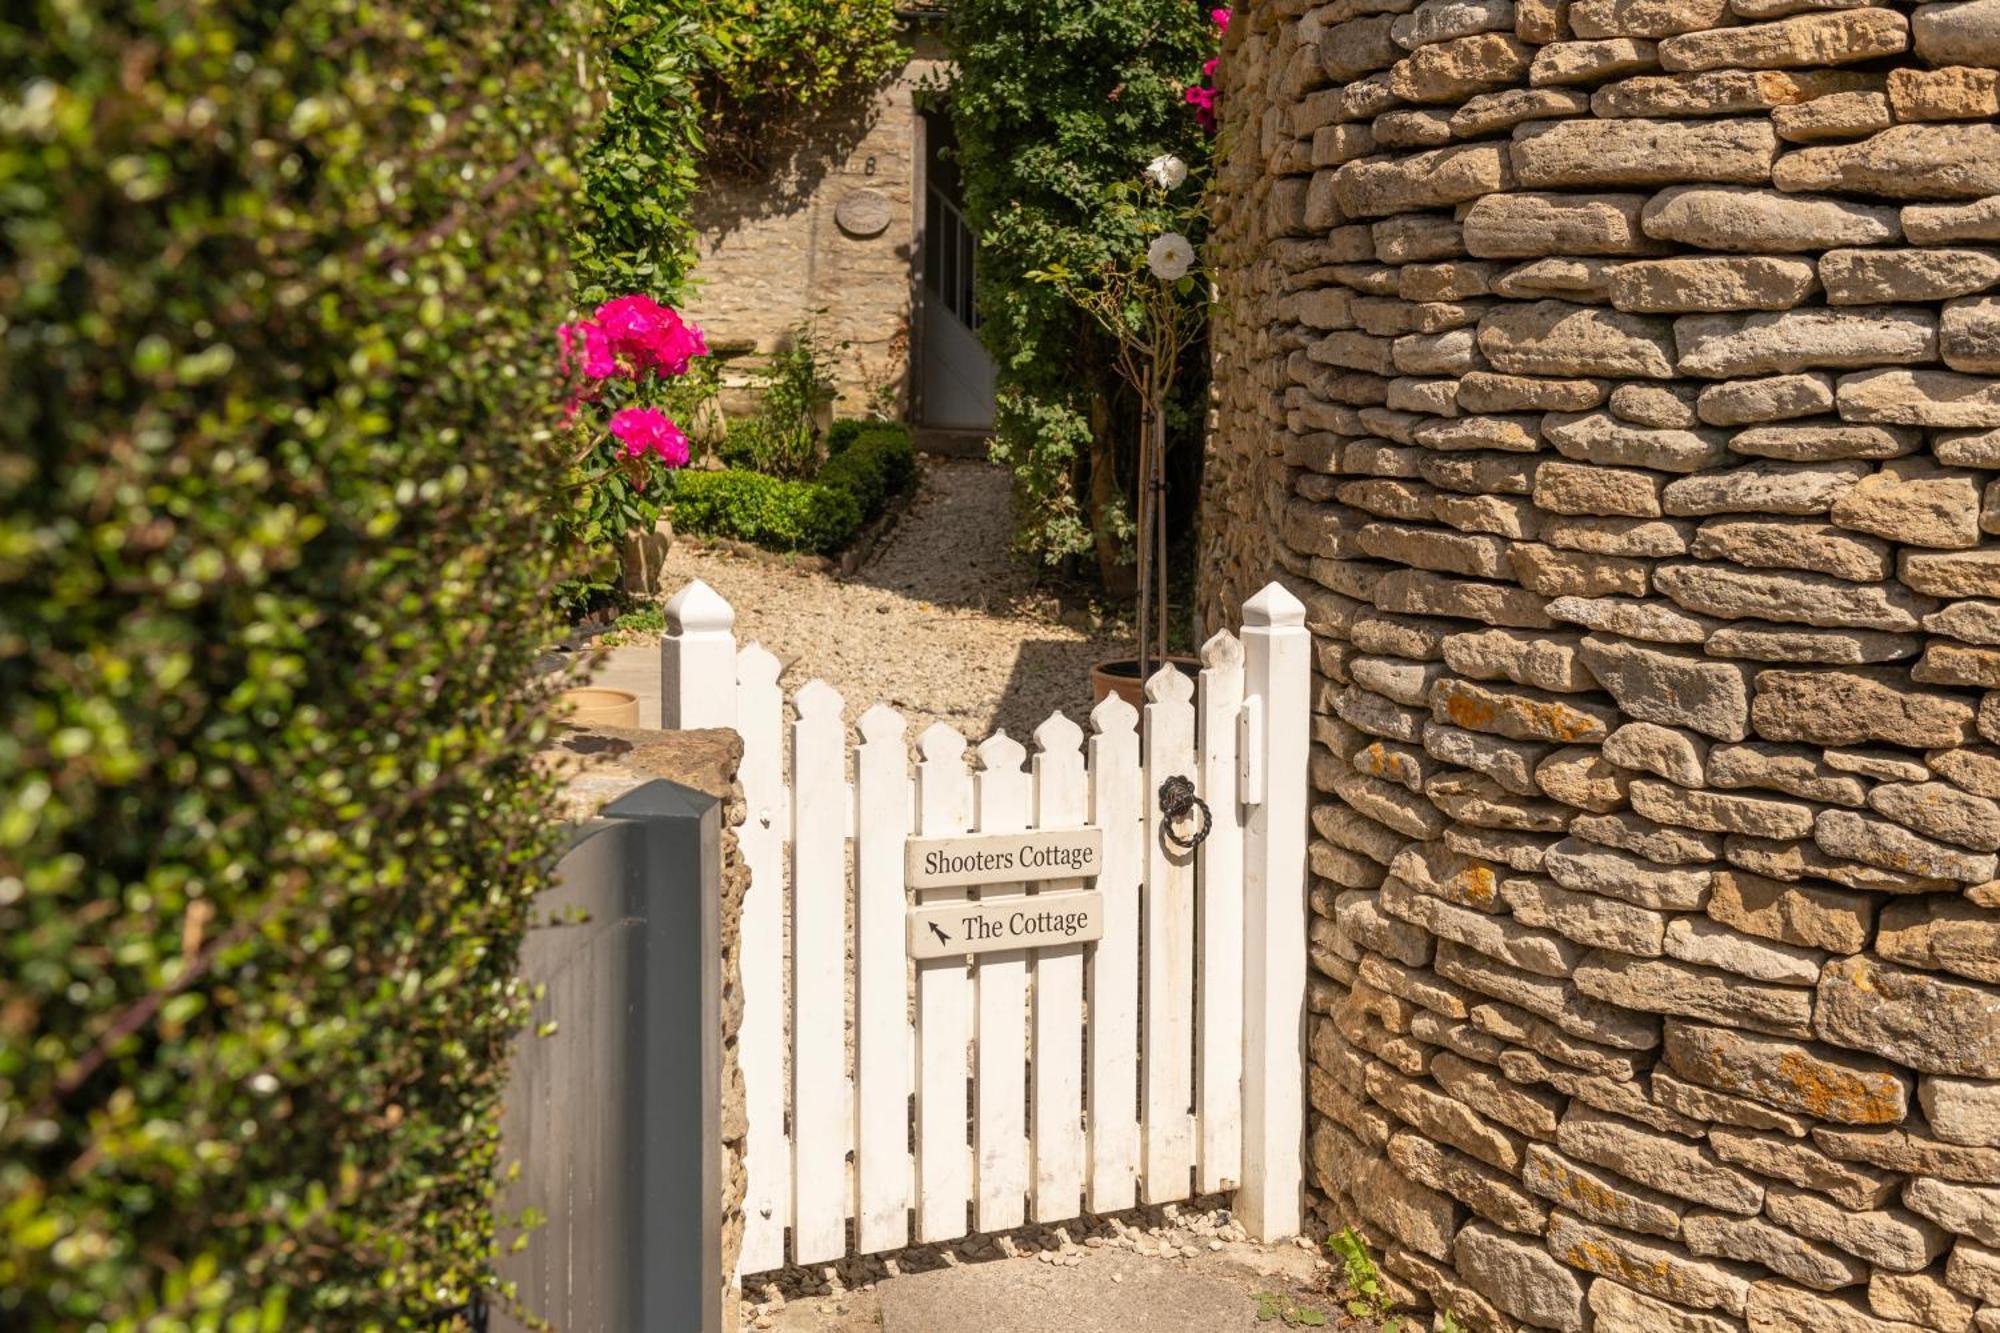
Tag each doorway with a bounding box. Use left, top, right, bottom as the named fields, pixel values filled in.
left=916, top=109, right=997, bottom=434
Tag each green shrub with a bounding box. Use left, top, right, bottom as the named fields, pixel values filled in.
left=825, top=419, right=868, bottom=455
left=672, top=423, right=914, bottom=553
left=574, top=0, right=708, bottom=307
left=670, top=471, right=865, bottom=553
left=748, top=322, right=841, bottom=478
left=718, top=420, right=765, bottom=471
left=820, top=426, right=917, bottom=519
left=2, top=2, right=584, bottom=1327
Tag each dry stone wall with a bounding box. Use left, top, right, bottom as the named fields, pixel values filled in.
left=1199, top=0, right=2000, bottom=1329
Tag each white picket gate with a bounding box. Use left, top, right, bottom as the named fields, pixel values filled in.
left=658, top=579, right=1311, bottom=1277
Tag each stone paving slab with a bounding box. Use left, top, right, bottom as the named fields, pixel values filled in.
left=751, top=1230, right=1339, bottom=1333
left=586, top=643, right=663, bottom=729
left=874, top=1251, right=1299, bottom=1333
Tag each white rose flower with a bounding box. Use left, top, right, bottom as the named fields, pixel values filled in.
left=1147, top=232, right=1195, bottom=281
left=1145, top=154, right=1188, bottom=189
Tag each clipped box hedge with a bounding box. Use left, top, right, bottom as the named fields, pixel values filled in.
left=672, top=423, right=916, bottom=553
left=668, top=471, right=866, bottom=554
left=2, top=3, right=586, bottom=1326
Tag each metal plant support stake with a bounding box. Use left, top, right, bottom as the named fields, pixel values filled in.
left=1132, top=285, right=1194, bottom=685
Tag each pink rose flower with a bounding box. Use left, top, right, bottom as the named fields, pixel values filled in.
left=559, top=319, right=618, bottom=380
left=594, top=294, right=675, bottom=351
left=594, top=295, right=709, bottom=377
left=607, top=407, right=691, bottom=466
left=552, top=296, right=708, bottom=420
left=1211, top=6, right=1230, bottom=29
left=653, top=317, right=709, bottom=378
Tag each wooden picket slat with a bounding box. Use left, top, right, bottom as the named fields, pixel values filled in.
left=1196, top=632, right=1246, bottom=1193
left=855, top=704, right=912, bottom=1254
left=914, top=722, right=973, bottom=1242
left=790, top=680, right=849, bottom=1265
left=1030, top=712, right=1088, bottom=1223
left=1085, top=693, right=1142, bottom=1214
left=734, top=642, right=788, bottom=1276
left=1141, top=666, right=1197, bottom=1205
left=973, top=732, right=1030, bottom=1233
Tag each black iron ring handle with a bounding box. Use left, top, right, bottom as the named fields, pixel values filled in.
left=1158, top=775, right=1213, bottom=852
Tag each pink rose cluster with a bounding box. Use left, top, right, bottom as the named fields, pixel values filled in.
left=558, top=294, right=706, bottom=465
left=605, top=407, right=689, bottom=466
left=1185, top=7, right=1229, bottom=134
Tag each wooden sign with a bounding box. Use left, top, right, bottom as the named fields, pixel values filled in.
left=905, top=827, right=1103, bottom=889
left=908, top=890, right=1104, bottom=960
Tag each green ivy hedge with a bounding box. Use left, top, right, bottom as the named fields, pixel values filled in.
left=671, top=424, right=915, bottom=553
left=2, top=2, right=583, bottom=1327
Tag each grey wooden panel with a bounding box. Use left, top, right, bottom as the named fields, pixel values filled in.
left=495, top=780, right=722, bottom=1332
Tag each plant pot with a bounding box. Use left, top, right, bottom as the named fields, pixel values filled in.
left=557, top=687, right=640, bottom=729
left=1090, top=656, right=1200, bottom=709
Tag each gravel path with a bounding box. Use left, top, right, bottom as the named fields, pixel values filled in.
left=650, top=458, right=1127, bottom=742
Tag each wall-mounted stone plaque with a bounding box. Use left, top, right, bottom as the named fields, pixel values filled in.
left=834, top=187, right=894, bottom=239
left=908, top=889, right=1105, bottom=960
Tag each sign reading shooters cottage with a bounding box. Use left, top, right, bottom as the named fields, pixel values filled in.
left=905, top=828, right=1104, bottom=961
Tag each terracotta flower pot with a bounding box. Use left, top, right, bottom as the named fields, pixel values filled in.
left=1089, top=656, right=1201, bottom=709
left=557, top=687, right=640, bottom=729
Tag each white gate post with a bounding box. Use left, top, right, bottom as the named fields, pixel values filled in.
left=661, top=579, right=736, bottom=730
left=1237, top=581, right=1310, bottom=1241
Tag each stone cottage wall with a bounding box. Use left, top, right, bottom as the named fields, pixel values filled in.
left=1200, top=1, right=2000, bottom=1329
left=689, top=31, right=951, bottom=417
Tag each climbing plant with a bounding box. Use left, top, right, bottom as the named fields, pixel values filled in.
left=574, top=0, right=712, bottom=307
left=699, top=0, right=908, bottom=173
left=946, top=0, right=1220, bottom=580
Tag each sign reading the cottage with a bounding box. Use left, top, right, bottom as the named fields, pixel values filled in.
left=907, top=889, right=1104, bottom=961
left=905, top=827, right=1104, bottom=889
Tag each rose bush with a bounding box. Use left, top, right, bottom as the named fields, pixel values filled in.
left=550, top=293, right=706, bottom=607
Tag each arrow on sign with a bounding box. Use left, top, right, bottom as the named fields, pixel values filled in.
left=928, top=922, right=952, bottom=948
